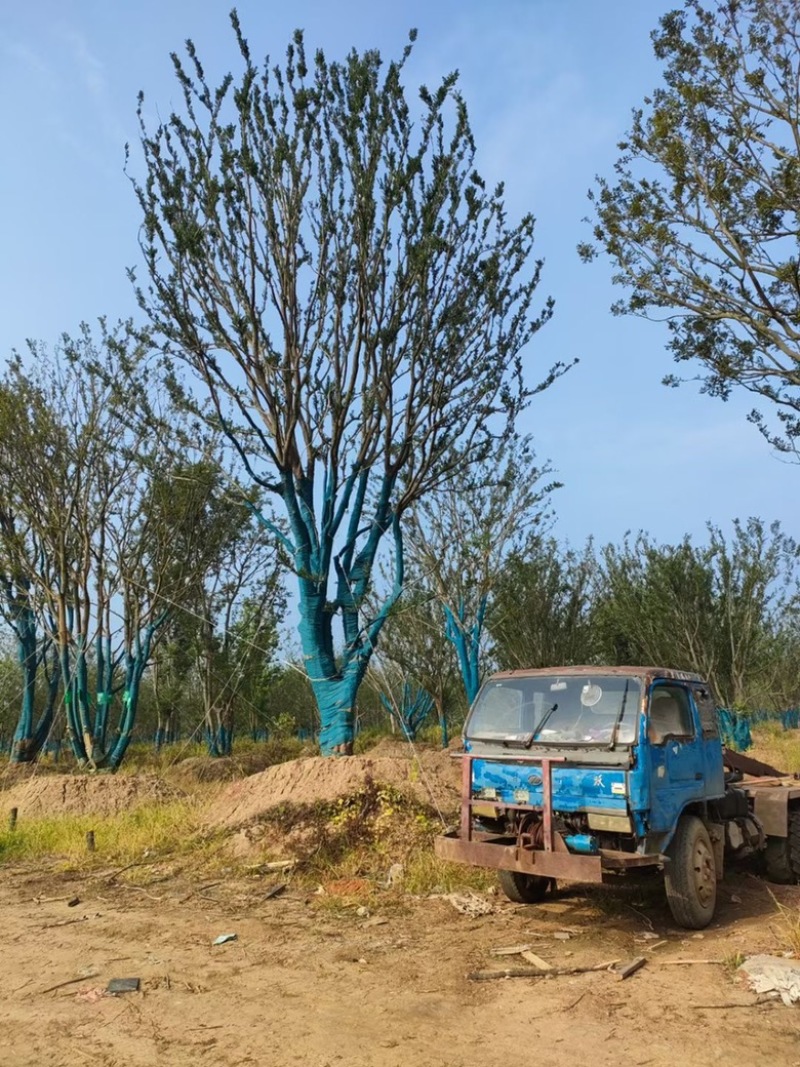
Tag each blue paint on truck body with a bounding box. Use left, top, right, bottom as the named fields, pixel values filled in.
left=471, top=759, right=629, bottom=814
left=465, top=670, right=727, bottom=854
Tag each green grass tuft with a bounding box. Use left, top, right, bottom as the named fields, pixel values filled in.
left=0, top=798, right=214, bottom=867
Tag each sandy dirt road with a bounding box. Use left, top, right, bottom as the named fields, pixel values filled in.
left=2, top=864, right=799, bottom=1067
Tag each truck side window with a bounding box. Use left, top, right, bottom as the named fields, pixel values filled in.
left=692, top=685, right=718, bottom=739
left=648, top=685, right=694, bottom=745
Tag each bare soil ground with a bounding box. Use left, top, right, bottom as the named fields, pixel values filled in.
left=2, top=862, right=800, bottom=1067
left=3, top=746, right=800, bottom=1066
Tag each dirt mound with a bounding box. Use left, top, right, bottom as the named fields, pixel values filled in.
left=170, top=740, right=320, bottom=785
left=0, top=763, right=60, bottom=791
left=363, top=737, right=465, bottom=758
left=365, top=737, right=423, bottom=758
left=1, top=774, right=184, bottom=819
left=208, top=751, right=462, bottom=829
left=173, top=754, right=268, bottom=783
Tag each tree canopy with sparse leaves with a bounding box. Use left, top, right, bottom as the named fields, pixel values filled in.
left=130, top=15, right=564, bottom=753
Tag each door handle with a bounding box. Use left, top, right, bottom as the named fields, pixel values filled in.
left=695, top=772, right=703, bottom=780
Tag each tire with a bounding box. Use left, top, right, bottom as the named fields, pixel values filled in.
left=498, top=869, right=554, bottom=904
left=764, top=807, right=800, bottom=885
left=664, top=815, right=717, bottom=930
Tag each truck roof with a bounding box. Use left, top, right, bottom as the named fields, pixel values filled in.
left=489, top=665, right=707, bottom=684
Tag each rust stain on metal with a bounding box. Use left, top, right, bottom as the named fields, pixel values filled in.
left=722, top=749, right=789, bottom=778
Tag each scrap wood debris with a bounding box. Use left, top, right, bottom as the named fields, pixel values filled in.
left=469, top=959, right=623, bottom=982
left=490, top=943, right=539, bottom=957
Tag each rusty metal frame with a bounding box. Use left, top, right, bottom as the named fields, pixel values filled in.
left=435, top=831, right=604, bottom=882
left=540, top=756, right=564, bottom=851
left=434, top=832, right=664, bottom=882
left=460, top=752, right=565, bottom=849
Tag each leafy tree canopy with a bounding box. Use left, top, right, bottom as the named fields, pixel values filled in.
left=581, top=0, right=800, bottom=452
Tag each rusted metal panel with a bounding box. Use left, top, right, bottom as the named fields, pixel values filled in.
left=434, top=832, right=604, bottom=883
left=489, top=665, right=705, bottom=685
left=723, top=749, right=790, bottom=778
left=751, top=789, right=788, bottom=837
left=460, top=753, right=473, bottom=842
left=744, top=782, right=800, bottom=837
left=540, top=756, right=565, bottom=851
left=587, top=811, right=634, bottom=833
left=434, top=832, right=665, bottom=878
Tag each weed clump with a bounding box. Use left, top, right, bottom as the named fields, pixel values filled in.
left=239, top=776, right=492, bottom=895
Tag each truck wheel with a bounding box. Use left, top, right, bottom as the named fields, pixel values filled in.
left=498, top=869, right=554, bottom=904
left=664, top=815, right=716, bottom=929
left=764, top=807, right=800, bottom=884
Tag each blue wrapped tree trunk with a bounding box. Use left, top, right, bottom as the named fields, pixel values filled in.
left=380, top=682, right=434, bottom=741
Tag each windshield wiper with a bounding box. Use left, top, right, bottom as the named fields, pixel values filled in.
left=608, top=680, right=630, bottom=750
left=531, top=703, right=558, bottom=742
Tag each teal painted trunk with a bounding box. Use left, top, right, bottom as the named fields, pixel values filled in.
left=11, top=620, right=38, bottom=762
left=279, top=469, right=403, bottom=756
left=444, top=596, right=486, bottom=706
left=310, top=670, right=360, bottom=755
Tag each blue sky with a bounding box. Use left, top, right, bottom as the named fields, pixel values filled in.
left=1, top=0, right=797, bottom=550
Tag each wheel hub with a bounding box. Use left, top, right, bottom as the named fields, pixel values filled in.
left=692, top=839, right=715, bottom=906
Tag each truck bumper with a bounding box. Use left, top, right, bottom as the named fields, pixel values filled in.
left=434, top=831, right=664, bottom=883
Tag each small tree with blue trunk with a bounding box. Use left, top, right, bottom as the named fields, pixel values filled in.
left=130, top=19, right=564, bottom=753
left=379, top=680, right=434, bottom=742
left=407, top=437, right=558, bottom=707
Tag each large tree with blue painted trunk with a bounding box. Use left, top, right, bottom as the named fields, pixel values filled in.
left=131, top=18, right=564, bottom=753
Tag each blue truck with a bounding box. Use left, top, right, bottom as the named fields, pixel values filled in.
left=434, top=665, right=800, bottom=928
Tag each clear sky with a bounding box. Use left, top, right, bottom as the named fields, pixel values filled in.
left=1, top=1, right=796, bottom=550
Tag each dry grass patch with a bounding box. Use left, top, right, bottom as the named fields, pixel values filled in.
left=769, top=890, right=800, bottom=956
left=748, top=724, right=800, bottom=774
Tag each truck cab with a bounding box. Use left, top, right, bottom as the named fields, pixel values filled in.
left=435, top=666, right=772, bottom=928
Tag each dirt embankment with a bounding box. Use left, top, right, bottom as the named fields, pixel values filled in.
left=207, top=748, right=462, bottom=829
left=0, top=745, right=460, bottom=825
left=0, top=774, right=184, bottom=819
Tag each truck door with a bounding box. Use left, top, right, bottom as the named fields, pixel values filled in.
left=690, top=683, right=725, bottom=798
left=646, top=682, right=706, bottom=833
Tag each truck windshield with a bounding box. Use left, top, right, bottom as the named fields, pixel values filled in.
left=466, top=675, right=642, bottom=746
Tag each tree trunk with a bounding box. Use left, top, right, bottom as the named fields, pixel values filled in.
left=10, top=620, right=39, bottom=763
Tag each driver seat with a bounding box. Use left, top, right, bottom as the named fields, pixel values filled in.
left=648, top=691, right=683, bottom=743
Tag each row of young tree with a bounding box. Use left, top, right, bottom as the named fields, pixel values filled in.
left=0, top=336, right=285, bottom=765
left=370, top=514, right=800, bottom=741
left=2, top=506, right=796, bottom=757
left=4, top=0, right=800, bottom=761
